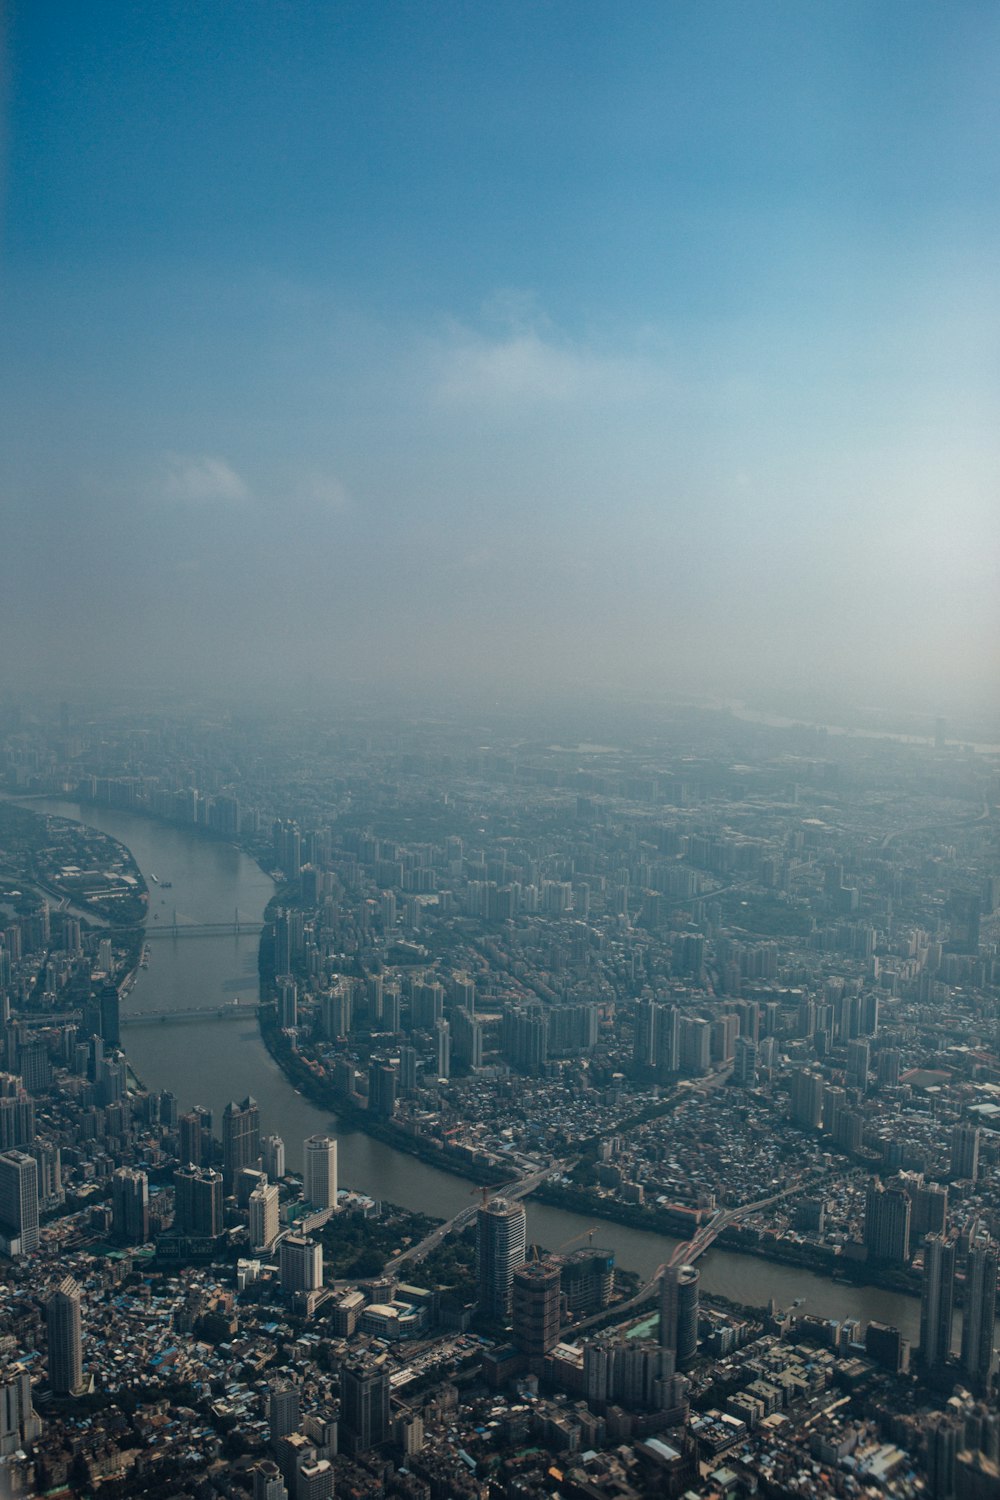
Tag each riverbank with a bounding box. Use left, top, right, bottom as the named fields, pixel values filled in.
left=259, top=1006, right=510, bottom=1187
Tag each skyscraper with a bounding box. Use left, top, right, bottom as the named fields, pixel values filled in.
left=111, top=1167, right=150, bottom=1245
left=950, top=1124, right=981, bottom=1183
left=223, top=1096, right=261, bottom=1182
left=864, top=1179, right=911, bottom=1264
left=47, top=1276, right=85, bottom=1396
left=341, top=1357, right=391, bottom=1453
left=512, top=1257, right=562, bottom=1357
left=476, top=1196, right=527, bottom=1322
left=660, top=1264, right=700, bottom=1368
left=173, top=1165, right=224, bottom=1237
left=0, top=1149, right=39, bottom=1257
left=249, top=1181, right=280, bottom=1252
left=961, top=1236, right=999, bottom=1390
left=919, top=1233, right=956, bottom=1371
left=279, top=1234, right=322, bottom=1292
left=303, top=1136, right=338, bottom=1210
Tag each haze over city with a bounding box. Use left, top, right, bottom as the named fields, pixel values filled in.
left=2, top=2, right=998, bottom=718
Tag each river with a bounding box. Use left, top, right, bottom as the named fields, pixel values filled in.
left=24, top=797, right=929, bottom=1343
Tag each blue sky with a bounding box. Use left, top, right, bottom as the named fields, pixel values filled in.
left=2, top=1, right=998, bottom=713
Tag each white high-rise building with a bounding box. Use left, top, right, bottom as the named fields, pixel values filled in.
left=303, top=1136, right=338, bottom=1210
left=476, top=1196, right=527, bottom=1321
left=249, top=1180, right=280, bottom=1252
left=262, top=1135, right=286, bottom=1181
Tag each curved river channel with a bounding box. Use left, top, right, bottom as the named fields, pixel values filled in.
left=28, top=798, right=927, bottom=1343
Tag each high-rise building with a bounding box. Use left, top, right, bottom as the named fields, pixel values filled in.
left=223, top=1097, right=261, bottom=1182
left=864, top=1179, right=911, bottom=1264
left=659, top=1264, right=700, bottom=1368
left=47, top=1276, right=85, bottom=1396
left=268, top=1379, right=300, bottom=1442
left=173, top=1165, right=224, bottom=1237
left=303, top=1136, right=338, bottom=1210
left=919, top=1234, right=956, bottom=1371
left=253, top=1459, right=288, bottom=1500
left=111, top=1167, right=150, bottom=1245
left=435, top=1018, right=451, bottom=1079
left=262, top=1134, right=285, bottom=1181
left=341, top=1357, right=391, bottom=1453
left=476, top=1196, right=527, bottom=1322
left=733, top=1035, right=757, bottom=1087
left=279, top=1234, right=322, bottom=1293
left=367, top=1061, right=397, bottom=1118
left=961, top=1237, right=999, bottom=1390
left=178, top=1111, right=205, bottom=1169
left=950, top=1124, right=981, bottom=1182
left=0, top=1362, right=41, bottom=1455
left=0, top=1149, right=39, bottom=1256
left=99, top=984, right=120, bottom=1048
left=512, top=1257, right=562, bottom=1357
left=249, top=1181, right=280, bottom=1252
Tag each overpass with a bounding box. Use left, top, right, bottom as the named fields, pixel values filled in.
left=382, top=1157, right=576, bottom=1276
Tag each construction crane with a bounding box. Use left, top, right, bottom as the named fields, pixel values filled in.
left=557, top=1225, right=600, bottom=1254
left=470, top=1185, right=493, bottom=1208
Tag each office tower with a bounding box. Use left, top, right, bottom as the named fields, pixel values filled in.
left=159, top=1091, right=179, bottom=1130
left=223, top=1096, right=261, bottom=1181
left=179, top=1110, right=205, bottom=1168
left=367, top=1060, right=397, bottom=1118
left=341, top=1357, right=391, bottom=1453
left=961, top=1237, right=999, bottom=1390
left=249, top=1181, right=280, bottom=1252
left=173, top=1165, right=224, bottom=1237
left=111, top=1167, right=149, bottom=1244
left=950, top=1124, right=981, bottom=1182
left=279, top=1234, right=322, bottom=1292
left=660, top=1264, right=700, bottom=1368
left=303, top=1135, right=338, bottom=1210
left=262, top=1134, right=285, bottom=1181
left=47, top=1276, right=85, bottom=1396
left=253, top=1460, right=288, bottom=1500
left=864, top=1179, right=911, bottom=1264
left=268, top=1380, right=300, bottom=1442
left=919, top=1234, right=956, bottom=1371
left=0, top=1149, right=39, bottom=1256
left=99, top=984, right=120, bottom=1048
left=435, top=1018, right=451, bottom=1079
left=512, top=1257, right=562, bottom=1357
left=476, top=1196, right=527, bottom=1321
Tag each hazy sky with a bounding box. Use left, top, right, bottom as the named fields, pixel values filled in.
left=2, top=2, right=998, bottom=714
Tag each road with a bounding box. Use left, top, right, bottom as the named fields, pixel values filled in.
left=569, top=1169, right=836, bottom=1336
left=382, top=1157, right=575, bottom=1275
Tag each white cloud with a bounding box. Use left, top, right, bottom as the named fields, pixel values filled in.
left=296, top=471, right=352, bottom=514
left=155, top=453, right=250, bottom=506
left=431, top=323, right=655, bottom=407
